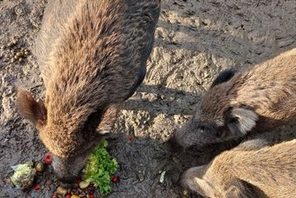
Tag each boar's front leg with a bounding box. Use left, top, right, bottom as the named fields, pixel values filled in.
left=97, top=105, right=119, bottom=134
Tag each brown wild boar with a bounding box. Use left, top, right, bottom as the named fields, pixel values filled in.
left=172, top=48, right=296, bottom=149
left=182, top=138, right=296, bottom=198
left=16, top=0, right=160, bottom=181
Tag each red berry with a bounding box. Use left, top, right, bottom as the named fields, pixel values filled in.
left=43, top=152, right=53, bottom=165
left=51, top=193, right=58, bottom=198
left=33, top=183, right=41, bottom=191
left=88, top=194, right=95, bottom=198
left=111, top=176, right=120, bottom=183
left=127, top=135, right=133, bottom=143
left=65, top=192, right=71, bottom=198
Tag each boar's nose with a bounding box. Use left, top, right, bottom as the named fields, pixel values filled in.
left=52, top=155, right=86, bottom=184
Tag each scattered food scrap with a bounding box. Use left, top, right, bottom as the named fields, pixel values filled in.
left=83, top=139, right=119, bottom=196
left=42, top=152, right=53, bottom=165
left=10, top=161, right=36, bottom=189
left=159, top=170, right=166, bottom=183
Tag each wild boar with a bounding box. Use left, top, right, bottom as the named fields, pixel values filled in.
left=16, top=0, right=160, bottom=181
left=182, top=138, right=296, bottom=198
left=173, top=48, right=296, bottom=148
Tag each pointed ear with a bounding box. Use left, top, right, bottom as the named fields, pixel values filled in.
left=182, top=166, right=217, bottom=197
left=16, top=89, right=47, bottom=128
left=211, top=68, right=237, bottom=88
left=224, top=107, right=258, bottom=136
left=226, top=179, right=267, bottom=198
left=191, top=177, right=217, bottom=198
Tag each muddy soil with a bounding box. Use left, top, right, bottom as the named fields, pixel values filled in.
left=1, top=0, right=296, bottom=197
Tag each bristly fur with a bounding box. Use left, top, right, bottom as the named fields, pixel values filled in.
left=16, top=0, right=160, bottom=180
left=182, top=139, right=296, bottom=198
left=173, top=48, right=296, bottom=148
left=201, top=48, right=296, bottom=128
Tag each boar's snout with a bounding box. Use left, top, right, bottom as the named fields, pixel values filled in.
left=172, top=122, right=199, bottom=149
left=52, top=154, right=88, bottom=183
left=172, top=119, right=227, bottom=149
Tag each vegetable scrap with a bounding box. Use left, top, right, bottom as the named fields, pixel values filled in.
left=83, top=139, right=118, bottom=196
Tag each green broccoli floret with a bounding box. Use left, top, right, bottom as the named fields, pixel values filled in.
left=83, top=139, right=118, bottom=196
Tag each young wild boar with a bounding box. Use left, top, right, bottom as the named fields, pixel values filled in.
left=16, top=0, right=160, bottom=181
left=182, top=139, right=296, bottom=198
left=173, top=48, right=296, bottom=149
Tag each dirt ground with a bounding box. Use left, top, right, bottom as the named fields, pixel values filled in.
left=1, top=0, right=296, bottom=197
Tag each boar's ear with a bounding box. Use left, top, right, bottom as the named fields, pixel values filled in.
left=190, top=177, right=217, bottom=198
left=210, top=68, right=237, bottom=88
left=226, top=179, right=267, bottom=198
left=182, top=166, right=217, bottom=198
left=16, top=89, right=47, bottom=128
left=224, top=107, right=258, bottom=136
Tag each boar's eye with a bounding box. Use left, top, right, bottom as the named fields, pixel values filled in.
left=215, top=129, right=224, bottom=138
left=198, top=125, right=209, bottom=132
left=199, top=125, right=206, bottom=130
left=216, top=126, right=227, bottom=138
left=229, top=117, right=239, bottom=124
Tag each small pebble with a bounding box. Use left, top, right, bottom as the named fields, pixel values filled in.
left=136, top=171, right=144, bottom=182
left=79, top=181, right=90, bottom=189
left=35, top=162, right=45, bottom=172
left=56, top=186, right=68, bottom=196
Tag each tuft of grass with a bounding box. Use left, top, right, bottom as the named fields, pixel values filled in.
left=83, top=139, right=118, bottom=196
